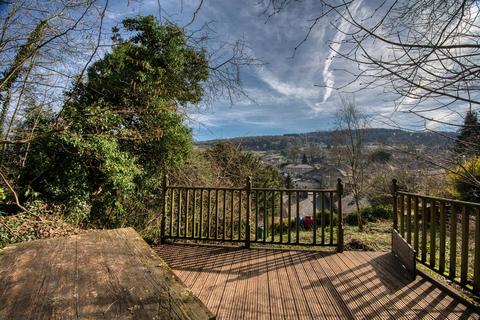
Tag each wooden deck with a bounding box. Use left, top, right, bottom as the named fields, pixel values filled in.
left=154, top=244, right=480, bottom=320
left=0, top=228, right=214, bottom=320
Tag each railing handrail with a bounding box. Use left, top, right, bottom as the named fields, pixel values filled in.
left=252, top=187, right=337, bottom=193
left=397, top=191, right=480, bottom=208
left=165, top=185, right=246, bottom=191
left=165, top=185, right=338, bottom=193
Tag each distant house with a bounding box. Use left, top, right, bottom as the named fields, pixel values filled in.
left=280, top=192, right=337, bottom=218
left=293, top=179, right=322, bottom=190
left=282, top=164, right=315, bottom=177
left=341, top=193, right=370, bottom=215
left=302, top=164, right=348, bottom=188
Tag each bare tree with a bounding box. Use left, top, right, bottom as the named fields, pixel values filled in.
left=334, top=95, right=367, bottom=229
left=263, top=0, right=480, bottom=117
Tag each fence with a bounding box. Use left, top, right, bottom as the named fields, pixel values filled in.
left=391, top=179, right=480, bottom=294
left=160, top=176, right=344, bottom=252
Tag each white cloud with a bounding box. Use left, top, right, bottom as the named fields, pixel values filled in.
left=321, top=0, right=364, bottom=104
left=257, top=67, right=319, bottom=99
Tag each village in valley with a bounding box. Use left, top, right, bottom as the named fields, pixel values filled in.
left=199, top=128, right=452, bottom=217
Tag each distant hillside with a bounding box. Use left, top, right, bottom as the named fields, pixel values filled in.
left=198, top=128, right=457, bottom=151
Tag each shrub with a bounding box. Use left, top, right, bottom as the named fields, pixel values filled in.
left=345, top=205, right=392, bottom=226
left=447, top=157, right=480, bottom=202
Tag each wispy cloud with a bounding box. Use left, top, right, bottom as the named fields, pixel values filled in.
left=257, top=67, right=319, bottom=99
left=321, top=0, right=364, bottom=104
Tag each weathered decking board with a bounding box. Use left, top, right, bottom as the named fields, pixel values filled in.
left=0, top=228, right=214, bottom=320
left=154, top=244, right=480, bottom=320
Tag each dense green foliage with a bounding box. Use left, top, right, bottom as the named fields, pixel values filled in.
left=345, top=205, right=392, bottom=226
left=448, top=157, right=480, bottom=202
left=16, top=16, right=208, bottom=227
left=454, top=111, right=480, bottom=157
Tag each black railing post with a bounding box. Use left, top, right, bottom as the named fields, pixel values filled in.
left=337, top=178, right=344, bottom=253
left=160, top=174, right=168, bottom=244
left=245, top=177, right=252, bottom=249
left=391, top=179, right=398, bottom=231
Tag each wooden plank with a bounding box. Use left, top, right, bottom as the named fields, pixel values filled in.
left=288, top=191, right=292, bottom=243
left=230, top=190, right=234, bottom=240
left=200, top=189, right=204, bottom=238
left=229, top=247, right=249, bottom=319
left=413, top=196, right=419, bottom=254
left=214, top=249, right=240, bottom=319
left=192, top=188, right=197, bottom=238
left=421, top=197, right=427, bottom=263
left=271, top=191, right=275, bottom=243
left=400, top=193, right=405, bottom=236
left=430, top=200, right=436, bottom=268
left=296, top=191, right=300, bottom=244
left=207, top=189, right=211, bottom=239
left=222, top=190, right=226, bottom=240
left=288, top=251, right=325, bottom=318
left=340, top=252, right=416, bottom=320
left=279, top=191, right=283, bottom=243
left=356, top=251, right=440, bottom=320
left=329, top=191, right=334, bottom=244
left=313, top=192, right=317, bottom=244
left=450, top=204, right=458, bottom=279
left=243, top=249, right=259, bottom=319
left=328, top=253, right=392, bottom=319
left=301, top=252, right=353, bottom=319
left=215, top=189, right=219, bottom=240
left=120, top=230, right=215, bottom=319
left=264, top=190, right=267, bottom=243
left=263, top=250, right=284, bottom=319
left=274, top=250, right=298, bottom=318
left=475, top=208, right=480, bottom=293
left=170, top=188, right=175, bottom=236
left=407, top=195, right=412, bottom=244
left=186, top=189, right=190, bottom=238
left=316, top=252, right=385, bottom=319
left=283, top=251, right=313, bottom=319
left=461, top=206, right=469, bottom=285
left=321, top=192, right=326, bottom=244
left=254, top=191, right=258, bottom=242
left=392, top=229, right=416, bottom=278
left=363, top=251, right=474, bottom=319
left=0, top=229, right=214, bottom=320
left=238, top=191, right=242, bottom=241
left=178, top=187, right=182, bottom=237
left=439, top=201, right=446, bottom=274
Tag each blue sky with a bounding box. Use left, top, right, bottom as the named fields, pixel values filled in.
left=94, top=1, right=471, bottom=140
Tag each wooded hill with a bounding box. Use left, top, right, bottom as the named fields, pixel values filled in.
left=198, top=128, right=457, bottom=151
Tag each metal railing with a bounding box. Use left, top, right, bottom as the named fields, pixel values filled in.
left=160, top=176, right=344, bottom=252
left=391, top=179, right=480, bottom=294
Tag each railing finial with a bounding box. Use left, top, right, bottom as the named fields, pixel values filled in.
left=336, top=178, right=343, bottom=195
left=391, top=178, right=398, bottom=195
left=246, top=176, right=252, bottom=190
